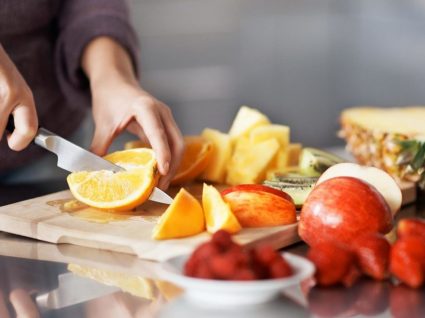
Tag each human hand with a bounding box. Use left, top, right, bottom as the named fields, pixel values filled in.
left=0, top=289, right=40, bottom=318
left=90, top=79, right=184, bottom=189
left=0, top=45, right=38, bottom=151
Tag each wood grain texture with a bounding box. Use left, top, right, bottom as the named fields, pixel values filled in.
left=0, top=187, right=300, bottom=262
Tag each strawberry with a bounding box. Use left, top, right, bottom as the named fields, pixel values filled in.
left=307, top=241, right=358, bottom=287
left=232, top=268, right=257, bottom=281
left=352, top=233, right=390, bottom=280
left=194, top=262, right=214, bottom=279
left=192, top=242, right=221, bottom=261
left=390, top=236, right=425, bottom=288
left=253, top=244, right=280, bottom=265
left=184, top=255, right=198, bottom=276
left=211, top=230, right=233, bottom=248
left=397, top=218, right=425, bottom=241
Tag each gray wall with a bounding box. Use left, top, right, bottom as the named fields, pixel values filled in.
left=129, top=0, right=425, bottom=147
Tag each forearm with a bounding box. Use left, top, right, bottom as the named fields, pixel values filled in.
left=81, top=36, right=138, bottom=88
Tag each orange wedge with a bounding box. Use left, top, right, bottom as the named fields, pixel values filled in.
left=202, top=184, right=241, bottom=234
left=67, top=148, right=158, bottom=211
left=152, top=188, right=205, bottom=240
left=124, top=136, right=214, bottom=186
left=171, top=136, right=214, bottom=185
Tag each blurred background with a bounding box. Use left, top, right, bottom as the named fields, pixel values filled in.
left=124, top=0, right=425, bottom=148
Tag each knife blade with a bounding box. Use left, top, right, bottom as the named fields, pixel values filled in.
left=6, top=117, right=173, bottom=204
left=35, top=272, right=120, bottom=310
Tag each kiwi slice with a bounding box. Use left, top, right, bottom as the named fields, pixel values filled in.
left=264, top=176, right=318, bottom=208
left=299, top=147, right=345, bottom=177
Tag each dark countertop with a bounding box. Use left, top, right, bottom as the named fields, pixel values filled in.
left=0, top=180, right=424, bottom=318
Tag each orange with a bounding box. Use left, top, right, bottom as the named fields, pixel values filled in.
left=125, top=136, right=213, bottom=185
left=152, top=188, right=205, bottom=240
left=67, top=148, right=158, bottom=211
left=171, top=136, right=214, bottom=185
left=202, top=183, right=241, bottom=234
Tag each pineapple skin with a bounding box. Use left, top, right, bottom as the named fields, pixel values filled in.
left=339, top=112, right=417, bottom=182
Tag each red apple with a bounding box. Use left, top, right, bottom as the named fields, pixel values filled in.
left=221, top=184, right=297, bottom=227
left=299, top=177, right=393, bottom=246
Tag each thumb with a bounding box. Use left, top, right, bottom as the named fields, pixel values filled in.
left=90, top=126, right=112, bottom=156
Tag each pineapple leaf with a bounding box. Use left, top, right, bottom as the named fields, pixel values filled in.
left=398, top=140, right=420, bottom=152
left=411, top=143, right=425, bottom=170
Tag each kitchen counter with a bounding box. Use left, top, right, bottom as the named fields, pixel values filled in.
left=0, top=180, right=424, bottom=318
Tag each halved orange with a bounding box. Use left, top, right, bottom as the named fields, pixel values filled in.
left=67, top=148, right=158, bottom=211
left=152, top=188, right=205, bottom=240
left=171, top=136, right=214, bottom=185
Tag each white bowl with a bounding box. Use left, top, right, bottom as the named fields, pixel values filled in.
left=160, top=252, right=315, bottom=308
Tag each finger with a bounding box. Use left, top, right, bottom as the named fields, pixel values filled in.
left=135, top=107, right=171, bottom=176
left=90, top=124, right=115, bottom=156
left=9, top=289, right=40, bottom=318
left=0, top=290, right=11, bottom=318
left=157, top=106, right=184, bottom=189
left=6, top=103, right=38, bottom=151
left=126, top=121, right=150, bottom=146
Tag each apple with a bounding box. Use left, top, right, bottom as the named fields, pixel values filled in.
left=316, top=162, right=402, bottom=216
left=221, top=184, right=297, bottom=227
left=299, top=176, right=393, bottom=246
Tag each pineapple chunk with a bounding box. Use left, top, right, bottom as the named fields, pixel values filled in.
left=250, top=124, right=290, bottom=170
left=200, top=128, right=233, bottom=183
left=287, top=143, right=303, bottom=166
left=229, top=106, right=270, bottom=139
left=226, top=138, right=280, bottom=185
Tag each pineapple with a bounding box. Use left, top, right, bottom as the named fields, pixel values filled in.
left=200, top=128, right=233, bottom=183
left=226, top=138, right=280, bottom=185
left=228, top=106, right=270, bottom=140
left=340, top=106, right=425, bottom=181
left=250, top=124, right=290, bottom=170
left=287, top=143, right=303, bottom=167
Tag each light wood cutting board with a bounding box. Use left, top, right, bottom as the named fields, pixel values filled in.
left=0, top=181, right=416, bottom=262
left=0, top=184, right=299, bottom=262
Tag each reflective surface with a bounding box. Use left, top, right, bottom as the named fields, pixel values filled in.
left=0, top=180, right=424, bottom=318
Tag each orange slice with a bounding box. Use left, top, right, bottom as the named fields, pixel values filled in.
left=67, top=148, right=158, bottom=211
left=171, top=136, right=214, bottom=185
left=152, top=188, right=205, bottom=240
left=202, top=184, right=241, bottom=234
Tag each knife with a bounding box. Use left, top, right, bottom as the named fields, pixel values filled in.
left=6, top=116, right=173, bottom=204
left=35, top=272, right=120, bottom=310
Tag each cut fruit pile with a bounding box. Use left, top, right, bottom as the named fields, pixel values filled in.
left=152, top=183, right=297, bottom=240
left=184, top=230, right=293, bottom=280
left=67, top=148, right=158, bottom=211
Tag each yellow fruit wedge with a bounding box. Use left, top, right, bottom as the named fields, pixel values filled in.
left=228, top=106, right=270, bottom=139
left=226, top=138, right=280, bottom=185
left=199, top=128, right=233, bottom=183
left=67, top=148, right=158, bottom=211
left=287, top=143, right=303, bottom=166
left=152, top=188, right=205, bottom=240
left=171, top=136, right=214, bottom=185
left=202, top=183, right=241, bottom=234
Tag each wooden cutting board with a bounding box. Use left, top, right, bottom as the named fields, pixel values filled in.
left=0, top=184, right=299, bottom=262
left=0, top=181, right=416, bottom=262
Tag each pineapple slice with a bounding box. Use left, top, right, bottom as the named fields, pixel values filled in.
left=228, top=106, right=270, bottom=140
left=226, top=138, right=280, bottom=185
left=200, top=128, right=233, bottom=183
left=287, top=143, right=303, bottom=167
left=250, top=124, right=290, bottom=170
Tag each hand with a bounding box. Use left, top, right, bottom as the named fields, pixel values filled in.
left=90, top=79, right=184, bottom=189
left=82, top=37, right=184, bottom=189
left=0, top=289, right=40, bottom=318
left=0, top=45, right=38, bottom=151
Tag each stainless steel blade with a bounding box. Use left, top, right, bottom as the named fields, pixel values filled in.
left=35, top=273, right=120, bottom=309
left=149, top=187, right=173, bottom=204
left=34, top=128, right=174, bottom=204
left=35, top=128, right=123, bottom=173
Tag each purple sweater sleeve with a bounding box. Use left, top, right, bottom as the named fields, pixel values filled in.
left=55, top=0, right=140, bottom=108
